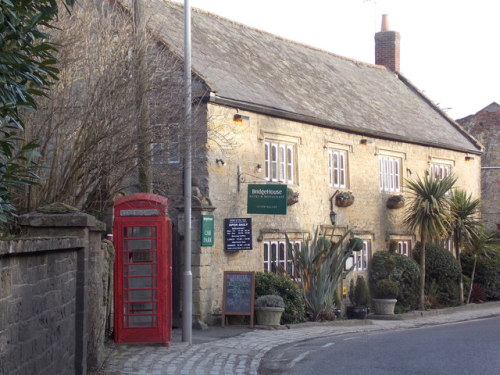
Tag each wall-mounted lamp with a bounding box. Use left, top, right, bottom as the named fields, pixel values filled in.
left=233, top=114, right=250, bottom=123
left=360, top=138, right=374, bottom=145
left=256, top=163, right=262, bottom=173
left=216, top=158, right=226, bottom=166
left=465, top=156, right=475, bottom=161
left=330, top=210, right=337, bottom=225
left=329, top=190, right=340, bottom=226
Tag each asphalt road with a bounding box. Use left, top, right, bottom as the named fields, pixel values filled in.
left=261, top=316, right=500, bottom=374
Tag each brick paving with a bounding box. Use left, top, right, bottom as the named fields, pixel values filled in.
left=101, top=303, right=500, bottom=375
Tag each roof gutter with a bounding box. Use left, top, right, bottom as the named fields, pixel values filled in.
left=208, top=94, right=483, bottom=155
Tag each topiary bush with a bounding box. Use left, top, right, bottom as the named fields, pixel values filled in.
left=375, top=279, right=399, bottom=299
left=349, top=276, right=370, bottom=307
left=369, top=251, right=420, bottom=312
left=461, top=252, right=500, bottom=301
left=255, top=272, right=306, bottom=324
left=413, top=243, right=461, bottom=306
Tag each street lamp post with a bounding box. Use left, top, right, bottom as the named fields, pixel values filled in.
left=182, top=0, right=193, bottom=344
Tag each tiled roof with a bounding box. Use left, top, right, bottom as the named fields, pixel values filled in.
left=122, top=0, right=481, bottom=153
left=479, top=102, right=500, bottom=113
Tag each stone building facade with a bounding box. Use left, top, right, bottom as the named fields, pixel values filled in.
left=118, top=0, right=482, bottom=324
left=457, top=102, right=500, bottom=231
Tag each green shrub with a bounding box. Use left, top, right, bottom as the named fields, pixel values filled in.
left=389, top=240, right=398, bottom=254
left=349, top=276, right=370, bottom=306
left=461, top=252, right=500, bottom=301
left=413, top=243, right=461, bottom=306
left=255, top=272, right=306, bottom=323
left=349, top=238, right=364, bottom=252
left=369, top=251, right=420, bottom=312
left=255, top=295, right=285, bottom=308
left=375, top=279, right=399, bottom=299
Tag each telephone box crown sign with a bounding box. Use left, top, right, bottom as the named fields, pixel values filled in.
left=114, top=193, right=169, bottom=217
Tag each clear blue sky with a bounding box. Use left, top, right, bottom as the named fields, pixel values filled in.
left=173, top=0, right=499, bottom=119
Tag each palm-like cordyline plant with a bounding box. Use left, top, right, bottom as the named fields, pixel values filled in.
left=448, top=189, right=481, bottom=304
left=465, top=227, right=500, bottom=304
left=403, top=174, right=456, bottom=310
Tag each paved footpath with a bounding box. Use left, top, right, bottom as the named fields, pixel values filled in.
left=100, top=303, right=500, bottom=375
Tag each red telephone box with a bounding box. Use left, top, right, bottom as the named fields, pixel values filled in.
left=113, top=193, right=172, bottom=345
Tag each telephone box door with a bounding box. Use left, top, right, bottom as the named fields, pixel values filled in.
left=113, top=193, right=171, bottom=345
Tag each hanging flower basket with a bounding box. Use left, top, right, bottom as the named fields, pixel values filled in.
left=335, top=191, right=354, bottom=207
left=386, top=195, right=405, bottom=209
left=287, top=188, right=299, bottom=206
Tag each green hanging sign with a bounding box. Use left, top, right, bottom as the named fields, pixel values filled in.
left=247, top=184, right=287, bottom=215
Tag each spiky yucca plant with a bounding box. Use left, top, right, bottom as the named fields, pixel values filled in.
left=403, top=174, right=456, bottom=310
left=287, top=228, right=361, bottom=320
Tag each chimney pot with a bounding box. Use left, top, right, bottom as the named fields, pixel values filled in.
left=375, top=14, right=400, bottom=72
left=381, top=14, right=390, bottom=31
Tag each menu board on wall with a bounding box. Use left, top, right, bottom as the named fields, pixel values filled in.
left=224, top=218, right=252, bottom=251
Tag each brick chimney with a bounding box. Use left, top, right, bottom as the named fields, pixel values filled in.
left=375, top=14, right=400, bottom=71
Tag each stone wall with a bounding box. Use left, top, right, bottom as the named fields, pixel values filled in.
left=182, top=103, right=482, bottom=324
left=458, top=104, right=500, bottom=230
left=0, top=210, right=107, bottom=375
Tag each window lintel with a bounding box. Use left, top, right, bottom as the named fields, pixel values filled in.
left=260, top=131, right=301, bottom=145
left=376, top=148, right=406, bottom=160
left=429, top=157, right=454, bottom=166
left=325, top=142, right=352, bottom=152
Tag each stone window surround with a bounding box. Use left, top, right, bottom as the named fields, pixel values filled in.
left=379, top=155, right=402, bottom=193
left=262, top=238, right=301, bottom=277
left=396, top=238, right=412, bottom=257
left=429, top=158, right=454, bottom=180
left=346, top=235, right=373, bottom=272
left=151, top=142, right=164, bottom=165
left=264, top=135, right=298, bottom=184
left=150, top=123, right=180, bottom=164
left=328, top=149, right=348, bottom=188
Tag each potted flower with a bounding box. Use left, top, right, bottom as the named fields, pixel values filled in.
left=336, top=191, right=354, bottom=207
left=346, top=276, right=370, bottom=319
left=255, top=295, right=285, bottom=326
left=386, top=194, right=405, bottom=209
left=372, top=279, right=399, bottom=315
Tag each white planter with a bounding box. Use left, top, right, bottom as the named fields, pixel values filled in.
left=255, top=306, right=284, bottom=326
left=372, top=298, right=397, bottom=315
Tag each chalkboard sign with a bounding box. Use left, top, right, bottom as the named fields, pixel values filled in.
left=224, top=218, right=252, bottom=251
left=221, top=271, right=255, bottom=328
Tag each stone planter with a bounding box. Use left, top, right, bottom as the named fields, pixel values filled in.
left=372, top=298, right=397, bottom=315
left=346, top=306, right=368, bottom=319
left=255, top=306, right=284, bottom=326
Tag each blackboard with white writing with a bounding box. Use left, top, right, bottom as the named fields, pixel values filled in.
left=224, top=218, right=252, bottom=251
left=221, top=271, right=255, bottom=328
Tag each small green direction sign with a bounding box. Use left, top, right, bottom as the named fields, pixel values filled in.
left=247, top=184, right=287, bottom=215
left=201, top=215, right=214, bottom=246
